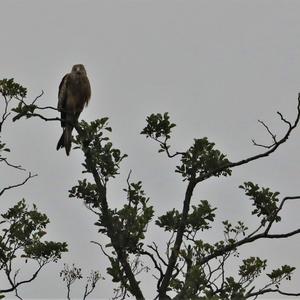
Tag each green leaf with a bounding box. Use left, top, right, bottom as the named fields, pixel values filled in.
left=176, top=138, right=231, bottom=180
left=240, top=182, right=280, bottom=225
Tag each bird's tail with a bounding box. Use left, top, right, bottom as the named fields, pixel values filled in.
left=56, top=127, right=73, bottom=156
left=56, top=130, right=65, bottom=151
left=64, top=126, right=72, bottom=156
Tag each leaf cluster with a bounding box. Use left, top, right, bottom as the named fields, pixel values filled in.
left=239, top=256, right=267, bottom=280
left=192, top=220, right=247, bottom=258
left=0, top=199, right=67, bottom=265
left=141, top=112, right=176, bottom=140
left=12, top=102, right=37, bottom=121
left=223, top=220, right=248, bottom=245
left=217, top=276, right=246, bottom=300
left=74, top=119, right=127, bottom=181
left=176, top=138, right=232, bottom=180
left=69, top=179, right=99, bottom=208
left=156, top=200, right=216, bottom=233
left=96, top=181, right=154, bottom=253
left=267, top=265, right=295, bottom=284
left=60, top=263, right=83, bottom=283
left=0, top=79, right=27, bottom=99
left=59, top=263, right=103, bottom=300
left=240, top=182, right=281, bottom=225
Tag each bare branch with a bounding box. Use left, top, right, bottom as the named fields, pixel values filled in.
left=197, top=195, right=300, bottom=267
left=258, top=119, right=277, bottom=143
left=201, top=227, right=300, bottom=267
left=251, top=139, right=272, bottom=149
left=14, top=287, right=23, bottom=300
left=13, top=112, right=61, bottom=123
left=32, top=90, right=44, bottom=105
left=265, top=196, right=300, bottom=234
left=166, top=232, right=175, bottom=261
left=266, top=228, right=300, bottom=239
left=13, top=270, right=24, bottom=300
left=84, top=202, right=101, bottom=216
left=151, top=136, right=185, bottom=158
left=0, top=157, right=25, bottom=171
left=0, top=172, right=37, bottom=196
left=0, top=262, right=45, bottom=293
left=196, top=95, right=300, bottom=184
left=277, top=111, right=292, bottom=128
left=0, top=95, right=11, bottom=132
left=126, top=169, right=132, bottom=185
left=210, top=254, right=229, bottom=287
left=90, top=241, right=111, bottom=259
left=139, top=249, right=163, bottom=275
left=247, top=224, right=264, bottom=239
left=246, top=288, right=300, bottom=298
left=149, top=243, right=168, bottom=267
left=139, top=249, right=164, bottom=292
left=126, top=169, right=133, bottom=207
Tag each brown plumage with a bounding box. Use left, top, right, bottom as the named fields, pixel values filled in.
left=56, top=64, right=91, bottom=155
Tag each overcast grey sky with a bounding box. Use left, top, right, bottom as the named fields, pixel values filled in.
left=1, top=0, right=300, bottom=299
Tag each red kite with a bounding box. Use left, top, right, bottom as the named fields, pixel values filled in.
left=56, top=64, right=91, bottom=155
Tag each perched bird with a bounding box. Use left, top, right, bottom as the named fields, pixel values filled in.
left=56, top=64, right=91, bottom=155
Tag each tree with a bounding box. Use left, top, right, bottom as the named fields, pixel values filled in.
left=4, top=77, right=300, bottom=299
left=0, top=79, right=68, bottom=299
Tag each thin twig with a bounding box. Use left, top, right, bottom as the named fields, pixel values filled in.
left=265, top=196, right=300, bottom=234
left=13, top=270, right=24, bottom=300
left=149, top=243, right=168, bottom=267
left=90, top=241, right=111, bottom=259
left=0, top=157, right=25, bottom=171
left=32, top=90, right=44, bottom=104
left=277, top=111, right=292, bottom=128
left=0, top=262, right=45, bottom=293
left=0, top=172, right=37, bottom=196
left=0, top=95, right=11, bottom=132
left=196, top=95, right=300, bottom=184
left=246, top=288, right=300, bottom=298
left=13, top=112, right=61, bottom=123
left=258, top=119, right=277, bottom=143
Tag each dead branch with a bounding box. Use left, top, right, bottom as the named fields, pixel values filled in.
left=196, top=94, right=300, bottom=184
left=0, top=172, right=37, bottom=196
left=200, top=196, right=300, bottom=266
left=246, top=288, right=300, bottom=298
left=0, top=157, right=25, bottom=171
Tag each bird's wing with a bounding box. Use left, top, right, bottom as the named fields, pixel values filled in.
left=58, top=74, right=69, bottom=127
left=83, top=76, right=91, bottom=107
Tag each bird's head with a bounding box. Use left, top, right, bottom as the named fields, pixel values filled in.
left=71, top=64, right=87, bottom=76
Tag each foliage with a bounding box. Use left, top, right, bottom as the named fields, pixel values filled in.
left=0, top=200, right=68, bottom=263
left=0, top=79, right=67, bottom=298
left=0, top=78, right=27, bottom=99
left=0, top=200, right=68, bottom=294
left=5, top=78, right=300, bottom=299
left=156, top=200, right=216, bottom=232
left=60, top=263, right=103, bottom=300
left=74, top=118, right=126, bottom=180
left=239, top=182, right=281, bottom=225
left=267, top=265, right=295, bottom=283
left=176, top=138, right=232, bottom=180
left=141, top=112, right=175, bottom=140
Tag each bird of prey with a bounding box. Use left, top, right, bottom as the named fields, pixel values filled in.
left=56, top=64, right=91, bottom=156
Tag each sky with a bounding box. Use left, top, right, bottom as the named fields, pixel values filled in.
left=1, top=0, right=300, bottom=299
